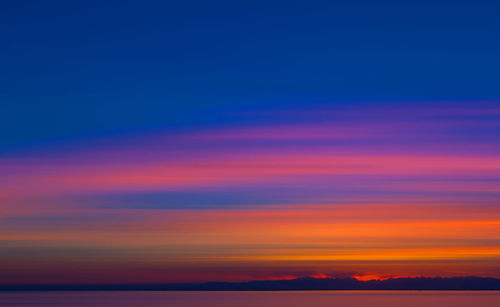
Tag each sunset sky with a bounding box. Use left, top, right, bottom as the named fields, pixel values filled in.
left=1, top=0, right=500, bottom=284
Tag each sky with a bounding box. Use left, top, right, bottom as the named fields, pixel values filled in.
left=1, top=0, right=500, bottom=284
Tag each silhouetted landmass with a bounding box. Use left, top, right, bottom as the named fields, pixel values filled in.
left=2, top=277, right=500, bottom=291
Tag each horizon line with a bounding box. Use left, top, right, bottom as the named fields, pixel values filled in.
left=2, top=276, right=500, bottom=291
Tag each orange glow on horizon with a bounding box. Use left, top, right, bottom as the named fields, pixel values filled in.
left=352, top=274, right=421, bottom=281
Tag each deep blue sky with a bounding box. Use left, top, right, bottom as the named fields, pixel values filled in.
left=2, top=0, right=500, bottom=150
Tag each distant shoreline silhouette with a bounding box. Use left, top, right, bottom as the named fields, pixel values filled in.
left=3, top=276, right=500, bottom=291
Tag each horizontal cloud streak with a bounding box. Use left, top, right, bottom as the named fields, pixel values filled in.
left=1, top=102, right=499, bottom=283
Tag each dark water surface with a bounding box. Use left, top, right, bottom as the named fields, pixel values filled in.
left=1, top=291, right=499, bottom=306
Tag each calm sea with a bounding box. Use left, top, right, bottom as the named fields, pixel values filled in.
left=1, top=291, right=499, bottom=306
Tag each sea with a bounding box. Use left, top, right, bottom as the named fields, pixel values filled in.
left=1, top=291, right=499, bottom=306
